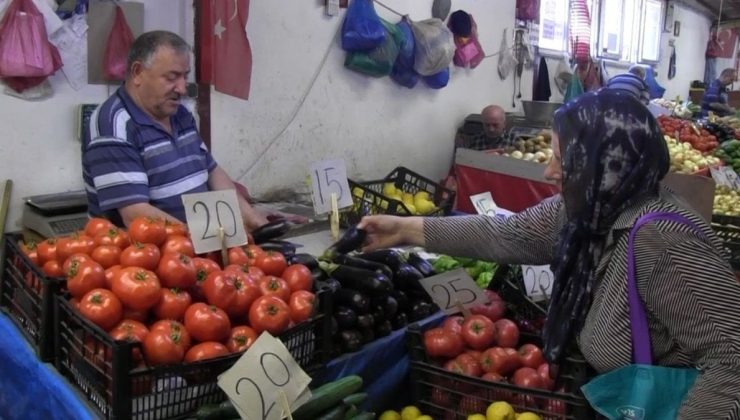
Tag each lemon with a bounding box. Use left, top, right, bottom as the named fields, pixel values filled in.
left=404, top=203, right=417, bottom=215
left=468, top=414, right=487, bottom=420
left=486, top=401, right=515, bottom=420
left=516, top=413, right=541, bottom=420
left=417, top=416, right=433, bottom=420
left=401, top=405, right=422, bottom=420
left=414, top=198, right=436, bottom=215
left=414, top=191, right=430, bottom=201
left=383, top=183, right=397, bottom=196
left=379, top=410, right=402, bottom=420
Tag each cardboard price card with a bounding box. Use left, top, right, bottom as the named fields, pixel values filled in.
left=218, top=332, right=312, bottom=420
left=521, top=264, right=554, bottom=302
left=420, top=268, right=489, bottom=314
left=181, top=190, right=248, bottom=254
left=469, top=191, right=498, bottom=216
left=309, top=159, right=353, bottom=215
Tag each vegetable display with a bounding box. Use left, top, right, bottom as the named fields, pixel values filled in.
left=431, top=254, right=498, bottom=289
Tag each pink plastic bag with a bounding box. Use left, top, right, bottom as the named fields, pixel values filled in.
left=449, top=14, right=484, bottom=69
left=103, top=6, right=134, bottom=81
left=0, top=0, right=62, bottom=77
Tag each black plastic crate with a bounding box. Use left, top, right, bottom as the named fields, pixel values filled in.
left=342, top=167, right=455, bottom=226
left=54, top=290, right=333, bottom=420
left=1, top=232, right=64, bottom=362
left=489, top=265, right=548, bottom=337
left=711, top=222, right=740, bottom=270
left=406, top=323, right=594, bottom=420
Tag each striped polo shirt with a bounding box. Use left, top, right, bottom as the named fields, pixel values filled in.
left=701, top=79, right=730, bottom=117
left=82, top=86, right=216, bottom=226
left=606, top=73, right=650, bottom=105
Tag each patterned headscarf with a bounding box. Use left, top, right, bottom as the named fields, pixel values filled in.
left=542, top=89, right=670, bottom=363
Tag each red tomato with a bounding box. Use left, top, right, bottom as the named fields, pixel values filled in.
left=42, top=260, right=64, bottom=277
left=94, top=227, right=130, bottom=249
left=62, top=253, right=92, bottom=274
left=470, top=290, right=506, bottom=323
left=202, top=270, right=238, bottom=309
left=441, top=316, right=465, bottom=336
left=56, top=234, right=95, bottom=262
left=120, top=243, right=161, bottom=270
left=149, top=319, right=191, bottom=350
left=90, top=245, right=121, bottom=269
left=281, top=264, right=313, bottom=292
left=543, top=397, right=567, bottom=417
left=36, top=238, right=58, bottom=265
left=227, top=247, right=249, bottom=266
left=518, top=343, right=545, bottom=369
left=225, top=263, right=265, bottom=280
left=258, top=276, right=291, bottom=302
left=494, top=318, right=520, bottom=348
left=121, top=306, right=150, bottom=323
left=248, top=295, right=291, bottom=335
left=78, top=288, right=122, bottom=331
left=226, top=271, right=262, bottom=320
left=191, top=257, right=221, bottom=302
left=110, top=267, right=162, bottom=311
left=226, top=325, right=258, bottom=353
left=445, top=352, right=483, bottom=377
left=245, top=245, right=266, bottom=265
left=109, top=319, right=149, bottom=362
left=104, top=265, right=122, bottom=289
left=85, top=218, right=114, bottom=238
left=161, top=236, right=195, bottom=258
left=512, top=367, right=545, bottom=389
left=423, top=327, right=464, bottom=358
left=142, top=329, right=187, bottom=366
left=537, top=362, right=555, bottom=390
left=153, top=288, right=192, bottom=321
left=164, top=220, right=188, bottom=237
left=288, top=290, right=315, bottom=323
left=67, top=259, right=106, bottom=299
left=254, top=252, right=287, bottom=277
left=128, top=216, right=167, bottom=246
left=480, top=347, right=521, bottom=375
left=184, top=342, right=229, bottom=363
left=156, top=252, right=197, bottom=288
left=184, top=303, right=231, bottom=342
left=481, top=371, right=505, bottom=382
left=461, top=314, right=496, bottom=350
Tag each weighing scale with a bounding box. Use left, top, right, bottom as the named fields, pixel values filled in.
left=22, top=190, right=89, bottom=238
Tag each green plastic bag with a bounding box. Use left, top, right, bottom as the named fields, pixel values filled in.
left=564, top=73, right=584, bottom=103
left=344, top=19, right=401, bottom=78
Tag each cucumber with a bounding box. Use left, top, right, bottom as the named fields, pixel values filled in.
left=342, top=392, right=368, bottom=406
left=316, top=404, right=348, bottom=420
left=195, top=400, right=238, bottom=419
left=348, top=412, right=375, bottom=420
left=344, top=404, right=358, bottom=419
left=293, top=375, right=363, bottom=420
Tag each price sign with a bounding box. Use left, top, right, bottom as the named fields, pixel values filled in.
left=181, top=190, right=248, bottom=255
left=309, top=159, right=353, bottom=215
left=470, top=192, right=498, bottom=216
left=710, top=166, right=740, bottom=190
left=420, top=268, right=489, bottom=314
left=218, top=332, right=312, bottom=420
left=521, top=264, right=554, bottom=302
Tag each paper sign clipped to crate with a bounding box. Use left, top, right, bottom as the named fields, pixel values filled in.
left=521, top=264, right=554, bottom=302
left=420, top=268, right=489, bottom=314
left=181, top=190, right=248, bottom=254
left=309, top=159, right=353, bottom=215
left=710, top=166, right=740, bottom=190
left=470, top=191, right=498, bottom=216
left=218, top=332, right=312, bottom=420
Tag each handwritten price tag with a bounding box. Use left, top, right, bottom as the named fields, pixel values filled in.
left=181, top=190, right=248, bottom=254
left=218, top=332, right=312, bottom=420
left=521, top=264, right=554, bottom=302
left=711, top=166, right=740, bottom=190
left=470, top=192, right=498, bottom=216
left=309, top=159, right=353, bottom=215
left=420, top=268, right=489, bottom=314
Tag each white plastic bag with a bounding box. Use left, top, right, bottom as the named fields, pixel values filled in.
left=497, top=28, right=516, bottom=80
left=554, top=53, right=573, bottom=94
left=410, top=18, right=454, bottom=76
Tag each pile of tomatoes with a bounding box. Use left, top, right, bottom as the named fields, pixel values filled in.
left=657, top=115, right=720, bottom=153
left=19, top=216, right=316, bottom=367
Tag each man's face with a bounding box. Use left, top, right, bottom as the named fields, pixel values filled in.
left=130, top=46, right=190, bottom=122
left=721, top=71, right=737, bottom=86
left=482, top=113, right=506, bottom=138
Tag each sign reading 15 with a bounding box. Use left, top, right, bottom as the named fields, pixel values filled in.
left=309, top=159, right=353, bottom=214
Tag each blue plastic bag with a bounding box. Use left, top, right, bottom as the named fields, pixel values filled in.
left=341, top=0, right=385, bottom=52
left=344, top=19, right=401, bottom=78
left=422, top=67, right=449, bottom=89
left=390, top=17, right=418, bottom=88
left=644, top=66, right=665, bottom=99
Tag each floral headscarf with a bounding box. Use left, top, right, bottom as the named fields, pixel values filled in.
left=543, top=89, right=670, bottom=363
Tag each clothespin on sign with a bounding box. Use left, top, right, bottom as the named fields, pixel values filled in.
left=279, top=390, right=294, bottom=420
left=218, top=226, right=229, bottom=266
left=330, top=192, right=339, bottom=241
left=455, top=299, right=472, bottom=318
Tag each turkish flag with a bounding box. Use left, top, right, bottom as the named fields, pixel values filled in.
left=199, top=0, right=252, bottom=99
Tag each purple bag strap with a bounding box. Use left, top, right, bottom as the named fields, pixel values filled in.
left=626, top=211, right=704, bottom=365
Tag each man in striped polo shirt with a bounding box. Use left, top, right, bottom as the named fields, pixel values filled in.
left=701, top=68, right=737, bottom=117
left=82, top=31, right=268, bottom=230
left=606, top=65, right=650, bottom=105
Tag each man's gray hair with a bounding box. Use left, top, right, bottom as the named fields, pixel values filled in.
left=628, top=65, right=646, bottom=79
left=126, top=30, right=191, bottom=76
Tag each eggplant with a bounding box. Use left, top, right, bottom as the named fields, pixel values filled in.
left=259, top=241, right=297, bottom=256
left=252, top=220, right=290, bottom=243
left=370, top=295, right=398, bottom=318
left=334, top=306, right=358, bottom=329
left=390, top=290, right=409, bottom=310
left=335, top=288, right=370, bottom=314
left=289, top=253, right=319, bottom=270
left=315, top=277, right=340, bottom=294
left=391, top=312, right=408, bottom=330
left=407, top=252, right=436, bottom=277
left=406, top=289, right=433, bottom=303
left=370, top=305, right=386, bottom=323
left=394, top=263, right=425, bottom=291
left=323, top=226, right=367, bottom=258
left=359, top=327, right=375, bottom=344
left=312, top=269, right=329, bottom=284
left=374, top=320, right=393, bottom=338
left=329, top=316, right=339, bottom=336
left=319, top=262, right=393, bottom=295
left=339, top=330, right=363, bottom=353
left=408, top=300, right=435, bottom=322
left=356, top=314, right=374, bottom=329
left=332, top=254, right=393, bottom=280
left=357, top=249, right=404, bottom=271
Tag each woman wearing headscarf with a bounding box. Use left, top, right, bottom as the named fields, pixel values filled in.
left=358, top=89, right=740, bottom=418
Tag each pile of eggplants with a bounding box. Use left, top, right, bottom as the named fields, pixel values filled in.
left=314, top=226, right=440, bottom=355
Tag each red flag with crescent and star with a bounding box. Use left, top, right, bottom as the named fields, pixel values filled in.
left=199, top=0, right=252, bottom=99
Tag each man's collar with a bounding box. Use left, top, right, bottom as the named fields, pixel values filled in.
left=116, top=85, right=161, bottom=128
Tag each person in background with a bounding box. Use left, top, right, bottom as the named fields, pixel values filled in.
left=359, top=90, right=740, bottom=418
left=606, top=65, right=650, bottom=105
left=455, top=104, right=510, bottom=150
left=702, top=68, right=737, bottom=117
left=82, top=31, right=270, bottom=230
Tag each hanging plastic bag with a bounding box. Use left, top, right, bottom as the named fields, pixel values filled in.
left=644, top=66, right=665, bottom=99
left=516, top=0, right=539, bottom=21
left=103, top=6, right=134, bottom=81
left=390, top=17, right=419, bottom=88
left=564, top=72, right=584, bottom=103
left=448, top=11, right=484, bottom=69
left=410, top=18, right=454, bottom=76
left=341, top=0, right=385, bottom=52
left=497, top=28, right=516, bottom=80
left=422, top=67, right=449, bottom=89
left=344, top=19, right=400, bottom=78
left=0, top=0, right=63, bottom=78
left=553, top=53, right=573, bottom=94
